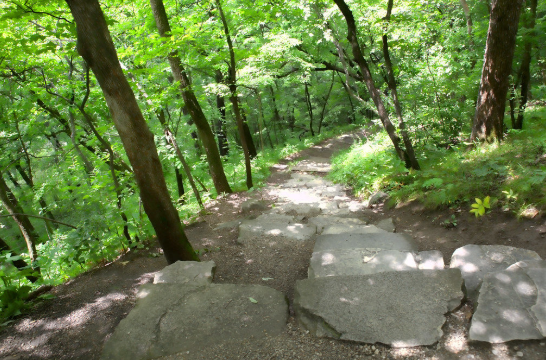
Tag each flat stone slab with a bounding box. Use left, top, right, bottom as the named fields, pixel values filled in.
left=308, top=216, right=368, bottom=234
left=309, top=249, right=417, bottom=278
left=416, top=251, right=445, bottom=270
left=153, top=261, right=216, bottom=286
left=101, top=284, right=288, bottom=360
left=449, top=245, right=542, bottom=302
left=291, top=157, right=331, bottom=172
left=268, top=203, right=322, bottom=217
left=294, top=270, right=463, bottom=347
left=322, top=224, right=389, bottom=235
left=268, top=188, right=323, bottom=204
left=376, top=218, right=396, bottom=233
left=469, top=268, right=546, bottom=343
left=313, top=233, right=419, bottom=253
left=238, top=213, right=316, bottom=243
left=241, top=199, right=269, bottom=213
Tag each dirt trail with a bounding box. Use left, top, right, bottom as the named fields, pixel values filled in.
left=1, top=131, right=545, bottom=360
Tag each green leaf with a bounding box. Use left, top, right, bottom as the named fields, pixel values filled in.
left=248, top=297, right=258, bottom=304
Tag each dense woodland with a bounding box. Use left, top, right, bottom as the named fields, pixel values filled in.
left=0, top=0, right=545, bottom=321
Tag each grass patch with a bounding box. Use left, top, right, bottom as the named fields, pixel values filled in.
left=329, top=106, right=546, bottom=216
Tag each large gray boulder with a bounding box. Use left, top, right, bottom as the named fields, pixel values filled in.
left=308, top=249, right=445, bottom=278
left=241, top=199, right=269, bottom=213
left=313, top=233, right=419, bottom=253
left=153, top=261, right=216, bottom=286
left=322, top=224, right=388, bottom=235
left=238, top=213, right=317, bottom=243
left=449, top=245, right=542, bottom=302
left=294, top=269, right=463, bottom=347
left=268, top=203, right=322, bottom=217
left=469, top=266, right=546, bottom=342
left=101, top=284, right=288, bottom=360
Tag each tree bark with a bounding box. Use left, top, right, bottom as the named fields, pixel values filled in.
left=215, top=70, right=230, bottom=156
left=65, top=0, right=199, bottom=263
left=149, top=0, right=232, bottom=194
left=0, top=173, right=41, bottom=277
left=174, top=167, right=185, bottom=204
left=382, top=0, right=420, bottom=170
left=215, top=0, right=253, bottom=189
left=157, top=109, right=204, bottom=209
left=333, top=0, right=410, bottom=166
left=318, top=72, right=335, bottom=134
left=514, top=0, right=537, bottom=129
left=304, top=82, right=315, bottom=136
left=471, top=0, right=524, bottom=142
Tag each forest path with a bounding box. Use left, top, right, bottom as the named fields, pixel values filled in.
left=1, top=131, right=546, bottom=360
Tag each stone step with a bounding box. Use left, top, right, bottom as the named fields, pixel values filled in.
left=294, top=269, right=463, bottom=347
left=308, top=249, right=444, bottom=278
left=313, top=232, right=418, bottom=253
left=449, top=244, right=542, bottom=302
left=238, top=213, right=317, bottom=243
left=291, top=157, right=331, bottom=172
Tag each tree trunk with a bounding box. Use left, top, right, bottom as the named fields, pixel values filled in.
left=215, top=0, right=253, bottom=189
left=333, top=0, right=410, bottom=166
left=304, top=83, right=315, bottom=136
left=215, top=70, right=230, bottom=156
left=318, top=72, right=335, bottom=134
left=0, top=173, right=41, bottom=277
left=0, top=237, right=39, bottom=283
left=157, top=109, right=204, bottom=209
left=65, top=0, right=199, bottom=263
left=149, top=0, right=232, bottom=194
left=174, top=167, right=185, bottom=204
left=514, top=0, right=537, bottom=129
left=471, top=0, right=524, bottom=142
left=241, top=108, right=258, bottom=158
left=382, top=0, right=420, bottom=170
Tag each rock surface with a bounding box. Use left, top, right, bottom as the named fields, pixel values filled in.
left=238, top=213, right=317, bottom=243
left=469, top=268, right=546, bottom=342
left=450, top=245, right=542, bottom=302
left=294, top=270, right=464, bottom=347
left=241, top=199, right=269, bottom=213
left=376, top=218, right=396, bottom=232
left=101, top=284, right=288, bottom=360
left=313, top=233, right=419, bottom=253
left=308, top=216, right=368, bottom=234
left=153, top=261, right=216, bottom=286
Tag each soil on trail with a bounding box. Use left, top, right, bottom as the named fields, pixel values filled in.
left=1, top=132, right=546, bottom=360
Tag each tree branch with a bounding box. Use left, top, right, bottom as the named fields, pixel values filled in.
left=0, top=214, right=77, bottom=229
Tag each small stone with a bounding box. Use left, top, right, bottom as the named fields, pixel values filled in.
left=516, top=351, right=524, bottom=357
left=371, top=345, right=376, bottom=351
left=374, top=349, right=379, bottom=355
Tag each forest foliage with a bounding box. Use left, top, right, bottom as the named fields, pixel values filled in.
left=0, top=0, right=545, bottom=321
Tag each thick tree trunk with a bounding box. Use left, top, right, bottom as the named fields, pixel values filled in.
left=471, top=0, right=524, bottom=142
left=333, top=0, right=410, bottom=166
left=215, top=0, right=253, bottom=188
left=65, top=0, right=199, bottom=263
left=149, top=0, right=232, bottom=194
left=0, top=173, right=41, bottom=277
left=514, top=0, right=537, bottom=129
left=382, top=0, right=420, bottom=170
left=0, top=237, right=39, bottom=283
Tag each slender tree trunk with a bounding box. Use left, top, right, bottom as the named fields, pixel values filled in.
left=215, top=0, right=253, bottom=188
left=0, top=173, right=41, bottom=277
left=333, top=0, right=410, bottom=166
left=459, top=0, right=474, bottom=45
left=0, top=237, right=39, bottom=283
left=65, top=0, right=199, bottom=263
left=174, top=167, right=185, bottom=204
left=241, top=108, right=258, bottom=158
left=318, top=72, right=335, bottom=134
left=149, top=0, right=232, bottom=194
left=215, top=70, right=230, bottom=156
left=304, top=83, right=315, bottom=136
left=268, top=86, right=281, bottom=145
left=382, top=0, right=420, bottom=170
left=471, top=0, right=524, bottom=142
left=514, top=0, right=537, bottom=129
left=157, top=109, right=204, bottom=209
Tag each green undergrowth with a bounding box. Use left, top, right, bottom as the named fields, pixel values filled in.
left=329, top=107, right=546, bottom=216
